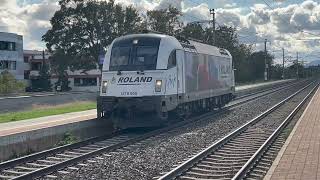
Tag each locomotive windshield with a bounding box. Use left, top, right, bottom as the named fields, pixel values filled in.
left=109, top=37, right=160, bottom=71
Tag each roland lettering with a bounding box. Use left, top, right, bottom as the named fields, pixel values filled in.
left=118, top=77, right=124, bottom=83
left=134, top=77, right=140, bottom=82
left=123, top=77, right=129, bottom=83
left=140, top=77, right=147, bottom=82
left=117, top=76, right=153, bottom=83
left=147, top=77, right=152, bottom=82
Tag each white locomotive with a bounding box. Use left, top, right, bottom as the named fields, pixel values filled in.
left=97, top=33, right=235, bottom=128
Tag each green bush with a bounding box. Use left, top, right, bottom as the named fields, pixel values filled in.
left=0, top=70, right=25, bottom=94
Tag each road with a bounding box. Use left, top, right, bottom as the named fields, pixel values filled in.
left=0, top=92, right=98, bottom=113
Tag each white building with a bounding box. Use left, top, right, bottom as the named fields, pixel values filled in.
left=24, top=50, right=101, bottom=92
left=0, top=32, right=26, bottom=81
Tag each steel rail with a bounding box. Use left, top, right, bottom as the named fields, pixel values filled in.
left=234, top=79, right=300, bottom=100
left=232, top=83, right=319, bottom=180
left=0, top=80, right=311, bottom=180
left=157, top=81, right=316, bottom=180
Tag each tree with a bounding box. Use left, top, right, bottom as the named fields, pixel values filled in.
left=0, top=71, right=25, bottom=94
left=42, top=0, right=142, bottom=72
left=179, top=23, right=205, bottom=40
left=31, top=61, right=52, bottom=91
left=147, top=6, right=181, bottom=35
left=248, top=51, right=274, bottom=80
left=50, top=48, right=72, bottom=91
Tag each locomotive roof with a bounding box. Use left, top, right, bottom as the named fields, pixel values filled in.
left=114, top=33, right=231, bottom=58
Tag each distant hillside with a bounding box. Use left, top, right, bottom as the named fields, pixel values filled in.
left=306, top=60, right=320, bottom=67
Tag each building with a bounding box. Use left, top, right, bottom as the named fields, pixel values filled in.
left=0, top=32, right=26, bottom=81
left=23, top=50, right=101, bottom=92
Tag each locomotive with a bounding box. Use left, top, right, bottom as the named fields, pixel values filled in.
left=97, top=33, right=235, bottom=129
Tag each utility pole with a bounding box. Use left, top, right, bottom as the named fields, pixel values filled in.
left=282, top=48, right=285, bottom=79
left=264, top=39, right=268, bottom=81
left=210, top=9, right=215, bottom=45
left=296, top=52, right=299, bottom=79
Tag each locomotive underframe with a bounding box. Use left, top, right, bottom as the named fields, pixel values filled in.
left=97, top=92, right=234, bottom=129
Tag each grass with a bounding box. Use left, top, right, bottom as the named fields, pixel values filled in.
left=0, top=101, right=96, bottom=123
left=56, top=132, right=79, bottom=146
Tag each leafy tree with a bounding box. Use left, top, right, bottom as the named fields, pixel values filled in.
left=43, top=0, right=141, bottom=72
left=179, top=23, right=205, bottom=40
left=248, top=51, right=273, bottom=80
left=31, top=61, right=52, bottom=91
left=147, top=6, right=181, bottom=35
left=50, top=48, right=72, bottom=91
left=0, top=71, right=25, bottom=94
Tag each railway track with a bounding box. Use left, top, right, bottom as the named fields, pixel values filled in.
left=157, top=81, right=318, bottom=180
left=0, top=79, right=310, bottom=180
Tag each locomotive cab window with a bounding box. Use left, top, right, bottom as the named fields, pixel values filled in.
left=134, top=46, right=158, bottom=69
left=109, top=37, right=160, bottom=71
left=167, top=50, right=176, bottom=69
left=110, top=47, right=130, bottom=67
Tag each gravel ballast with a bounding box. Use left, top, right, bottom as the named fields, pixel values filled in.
left=48, top=80, right=312, bottom=180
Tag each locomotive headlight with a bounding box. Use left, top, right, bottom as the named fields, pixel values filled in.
left=155, top=80, right=162, bottom=92
left=101, top=81, right=108, bottom=93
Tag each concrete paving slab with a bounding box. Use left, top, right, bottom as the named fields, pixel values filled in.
left=265, top=86, right=320, bottom=180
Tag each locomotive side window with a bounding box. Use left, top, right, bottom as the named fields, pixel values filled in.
left=167, top=50, right=176, bottom=69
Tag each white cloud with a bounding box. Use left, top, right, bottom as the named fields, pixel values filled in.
left=0, top=0, right=59, bottom=50
left=0, top=0, right=319, bottom=63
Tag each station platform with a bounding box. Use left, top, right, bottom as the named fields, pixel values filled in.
left=0, top=110, right=96, bottom=137
left=265, top=86, right=320, bottom=180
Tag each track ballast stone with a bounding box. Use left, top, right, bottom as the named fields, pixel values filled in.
left=45, top=81, right=310, bottom=180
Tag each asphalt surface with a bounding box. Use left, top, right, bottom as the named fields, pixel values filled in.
left=0, top=92, right=98, bottom=113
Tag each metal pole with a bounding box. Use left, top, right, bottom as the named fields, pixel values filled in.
left=210, top=9, right=215, bottom=45
left=264, top=39, right=268, bottom=81
left=296, top=52, right=299, bottom=79
left=282, top=48, right=285, bottom=79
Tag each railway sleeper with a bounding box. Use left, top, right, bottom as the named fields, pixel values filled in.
left=64, top=151, right=84, bottom=155
left=208, top=154, right=252, bottom=161
left=214, top=150, right=253, bottom=156
left=253, top=165, right=270, bottom=173
left=217, top=148, right=256, bottom=154
left=200, top=160, right=243, bottom=167
left=190, top=167, right=234, bottom=175
left=251, top=168, right=268, bottom=175
left=178, top=175, right=229, bottom=180
left=37, top=159, right=60, bottom=164
left=47, top=156, right=69, bottom=161
left=56, top=153, right=77, bottom=158
left=247, top=172, right=265, bottom=179
left=184, top=171, right=233, bottom=179
left=26, top=163, right=50, bottom=167
left=235, top=134, right=267, bottom=141
left=231, top=137, right=267, bottom=143
left=196, top=164, right=242, bottom=171
left=15, top=166, right=38, bottom=171
left=0, top=175, right=16, bottom=179
left=260, top=154, right=274, bottom=161
left=221, top=144, right=261, bottom=150
left=2, top=170, right=26, bottom=175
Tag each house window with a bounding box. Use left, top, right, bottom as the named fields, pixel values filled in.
left=24, top=70, right=30, bottom=79
left=24, top=56, right=29, bottom=63
left=74, top=78, right=97, bottom=86
left=31, top=62, right=42, bottom=70
left=0, top=41, right=16, bottom=51
left=0, top=60, right=17, bottom=70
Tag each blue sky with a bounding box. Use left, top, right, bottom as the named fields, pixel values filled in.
left=1, top=0, right=320, bottom=64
